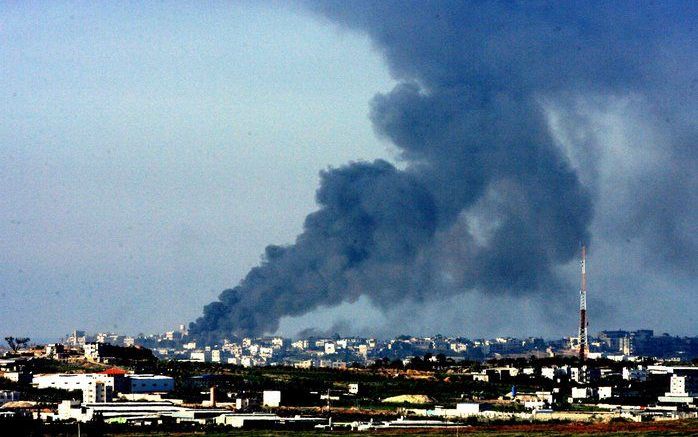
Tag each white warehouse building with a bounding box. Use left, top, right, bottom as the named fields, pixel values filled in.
left=33, top=374, right=114, bottom=402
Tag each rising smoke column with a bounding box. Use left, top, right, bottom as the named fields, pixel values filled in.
left=190, top=1, right=697, bottom=340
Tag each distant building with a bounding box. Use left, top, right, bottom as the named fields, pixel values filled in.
left=597, top=386, right=613, bottom=400
left=164, top=331, right=183, bottom=341
left=86, top=380, right=111, bottom=403
left=357, top=344, right=368, bottom=358
left=291, top=340, right=308, bottom=350
left=658, top=367, right=698, bottom=405
left=456, top=403, right=480, bottom=414
left=190, top=351, right=211, bottom=362
left=84, top=342, right=103, bottom=360
left=127, top=375, right=174, bottom=393
left=1, top=370, right=32, bottom=384
left=262, top=390, right=281, bottom=407
left=211, top=350, right=225, bottom=363
left=598, top=330, right=630, bottom=352
left=0, top=390, right=20, bottom=405
left=571, top=387, right=593, bottom=401
left=45, top=344, right=64, bottom=358
left=598, top=329, right=654, bottom=355
left=292, top=360, right=313, bottom=369
left=58, top=400, right=185, bottom=422
left=67, top=330, right=87, bottom=346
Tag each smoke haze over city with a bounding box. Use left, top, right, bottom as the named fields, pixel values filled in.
left=1, top=2, right=696, bottom=340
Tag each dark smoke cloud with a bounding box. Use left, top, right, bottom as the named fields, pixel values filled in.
left=191, top=161, right=438, bottom=340
left=190, top=1, right=697, bottom=340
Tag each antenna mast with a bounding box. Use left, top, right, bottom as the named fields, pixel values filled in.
left=578, top=245, right=588, bottom=361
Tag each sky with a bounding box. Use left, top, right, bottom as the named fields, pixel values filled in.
left=1, top=2, right=396, bottom=339
left=2, top=2, right=696, bottom=341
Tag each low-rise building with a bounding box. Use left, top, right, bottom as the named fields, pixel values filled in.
left=127, top=374, right=174, bottom=393
left=58, top=400, right=184, bottom=422
left=571, top=387, right=593, bottom=401
left=190, top=351, right=211, bottom=362
left=33, top=373, right=114, bottom=402
left=215, top=412, right=324, bottom=429
left=658, top=368, right=698, bottom=405
left=262, top=390, right=281, bottom=407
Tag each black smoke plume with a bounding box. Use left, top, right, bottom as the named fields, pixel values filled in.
left=190, top=1, right=697, bottom=340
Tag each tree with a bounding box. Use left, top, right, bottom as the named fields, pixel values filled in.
left=5, top=337, right=30, bottom=353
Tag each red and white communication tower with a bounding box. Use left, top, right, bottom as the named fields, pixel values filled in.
left=578, top=245, right=589, bottom=361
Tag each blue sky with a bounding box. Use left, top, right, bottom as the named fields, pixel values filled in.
left=1, top=2, right=395, bottom=338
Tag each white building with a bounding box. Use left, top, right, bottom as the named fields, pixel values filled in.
left=259, top=346, right=274, bottom=359
left=33, top=374, right=114, bottom=402
left=623, top=367, right=647, bottom=381
left=190, top=351, right=211, bottom=362
left=67, top=330, right=87, bottom=346
left=456, top=403, right=480, bottom=414
left=1, top=371, right=23, bottom=383
left=215, top=413, right=324, bottom=428
left=570, top=367, right=583, bottom=383
left=86, top=381, right=111, bottom=402
left=658, top=369, right=698, bottom=405
left=571, top=387, right=593, bottom=400
left=58, top=400, right=185, bottom=422
left=324, top=343, right=336, bottom=355
left=406, top=403, right=481, bottom=418
left=44, top=344, right=64, bottom=357
left=262, top=390, right=281, bottom=407
left=211, top=350, right=225, bottom=363
left=541, top=367, right=556, bottom=379
left=291, top=340, right=308, bottom=350
left=357, top=344, right=368, bottom=357
left=471, top=372, right=489, bottom=382
left=84, top=343, right=103, bottom=360
left=450, top=342, right=468, bottom=353
left=293, top=360, right=313, bottom=369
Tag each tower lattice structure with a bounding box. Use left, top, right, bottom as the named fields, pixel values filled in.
left=578, top=245, right=588, bottom=361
